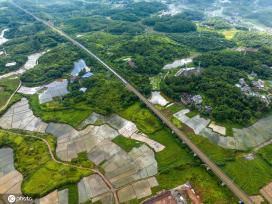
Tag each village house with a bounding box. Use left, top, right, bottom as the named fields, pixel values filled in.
left=192, top=95, right=203, bottom=105
left=252, top=79, right=265, bottom=90
left=180, top=93, right=193, bottom=105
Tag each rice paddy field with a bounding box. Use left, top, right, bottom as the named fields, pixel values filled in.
left=0, top=130, right=91, bottom=198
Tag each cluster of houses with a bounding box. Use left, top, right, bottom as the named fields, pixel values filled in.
left=181, top=93, right=213, bottom=114
left=235, top=74, right=272, bottom=105
left=142, top=182, right=201, bottom=204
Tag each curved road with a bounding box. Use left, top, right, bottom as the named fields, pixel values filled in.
left=0, top=129, right=120, bottom=204
left=0, top=81, right=21, bottom=112
left=10, top=2, right=253, bottom=203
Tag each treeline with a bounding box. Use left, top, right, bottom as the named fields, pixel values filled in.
left=20, top=45, right=82, bottom=86
left=0, top=55, right=27, bottom=74
left=112, top=35, right=189, bottom=75
left=161, top=67, right=267, bottom=125
left=0, top=4, right=66, bottom=75
left=194, top=49, right=272, bottom=78
left=64, top=74, right=137, bottom=115
left=77, top=32, right=153, bottom=95
left=98, top=1, right=167, bottom=22
left=234, top=31, right=272, bottom=48
left=143, top=14, right=197, bottom=33
left=62, top=16, right=144, bottom=35
left=169, top=31, right=235, bottom=52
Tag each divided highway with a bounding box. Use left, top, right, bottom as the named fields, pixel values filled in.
left=11, top=2, right=254, bottom=203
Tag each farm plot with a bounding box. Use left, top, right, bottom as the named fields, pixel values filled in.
left=36, top=189, right=68, bottom=204
left=174, top=109, right=272, bottom=150
left=77, top=174, right=111, bottom=204
left=82, top=113, right=165, bottom=152
left=0, top=148, right=23, bottom=195
left=0, top=98, right=48, bottom=132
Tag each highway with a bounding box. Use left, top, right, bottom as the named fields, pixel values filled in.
left=10, top=2, right=254, bottom=204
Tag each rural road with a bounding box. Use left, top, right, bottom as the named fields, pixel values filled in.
left=10, top=2, right=254, bottom=204
left=0, top=129, right=120, bottom=204
left=0, top=81, right=21, bottom=112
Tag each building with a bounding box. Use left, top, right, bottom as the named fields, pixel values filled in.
left=260, top=95, right=270, bottom=106
left=239, top=78, right=246, bottom=86
left=241, top=85, right=251, bottom=94
left=192, top=95, right=203, bottom=105
left=252, top=79, right=265, bottom=90
left=142, top=190, right=187, bottom=204
left=181, top=93, right=193, bottom=105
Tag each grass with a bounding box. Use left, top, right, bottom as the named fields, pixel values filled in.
left=149, top=75, right=162, bottom=90
left=59, top=184, right=79, bottom=204
left=221, top=29, right=238, bottom=40
left=68, top=184, right=79, bottom=204
left=166, top=103, right=185, bottom=114
left=171, top=116, right=183, bottom=129
left=258, top=144, right=272, bottom=166
left=71, top=151, right=95, bottom=168
left=0, top=130, right=91, bottom=198
left=188, top=133, right=236, bottom=165
left=0, top=77, right=20, bottom=108
left=29, top=95, right=93, bottom=128
left=154, top=167, right=237, bottom=204
left=119, top=103, right=238, bottom=203
left=188, top=132, right=272, bottom=195
left=134, top=93, right=272, bottom=197
left=223, top=156, right=272, bottom=195
left=148, top=129, right=237, bottom=203
left=122, top=102, right=272, bottom=200
left=112, top=136, right=143, bottom=152
left=120, top=103, right=162, bottom=134
left=185, top=110, right=198, bottom=118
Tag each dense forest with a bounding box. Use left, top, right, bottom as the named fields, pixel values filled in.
left=143, top=13, right=197, bottom=33
left=111, top=35, right=189, bottom=74
left=64, top=73, right=137, bottom=115
left=161, top=67, right=267, bottom=125
left=194, top=49, right=272, bottom=78
left=20, top=45, right=84, bottom=86
left=169, top=31, right=235, bottom=52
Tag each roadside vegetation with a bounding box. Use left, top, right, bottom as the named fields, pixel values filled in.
left=0, top=77, right=20, bottom=109
left=1, top=0, right=272, bottom=202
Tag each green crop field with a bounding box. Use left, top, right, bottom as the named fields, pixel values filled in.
left=112, top=136, right=143, bottom=152
left=29, top=95, right=93, bottom=128
left=0, top=77, right=20, bottom=109
left=120, top=104, right=237, bottom=203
